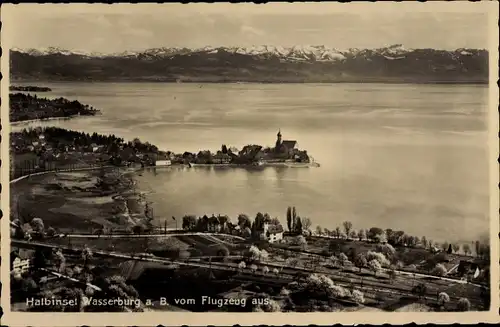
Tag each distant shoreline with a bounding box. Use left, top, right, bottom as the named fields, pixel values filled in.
left=10, top=114, right=89, bottom=125
left=10, top=85, right=52, bottom=92
left=10, top=78, right=489, bottom=85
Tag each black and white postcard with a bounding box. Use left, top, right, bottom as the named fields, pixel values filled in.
left=1, top=2, right=498, bottom=326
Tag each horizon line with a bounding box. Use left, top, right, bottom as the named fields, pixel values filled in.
left=9, top=44, right=489, bottom=55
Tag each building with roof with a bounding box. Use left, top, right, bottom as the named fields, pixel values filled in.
left=274, top=129, right=298, bottom=157
left=263, top=222, right=284, bottom=243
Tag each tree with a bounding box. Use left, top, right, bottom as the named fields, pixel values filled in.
left=354, top=253, right=367, bottom=272
left=475, top=241, right=480, bottom=257
left=375, top=231, right=387, bottom=244
left=292, top=206, right=297, bottom=231
left=452, top=243, right=460, bottom=254
left=287, top=258, right=299, bottom=269
left=342, top=221, right=353, bottom=237
left=368, top=259, right=382, bottom=276
left=286, top=207, right=292, bottom=232
left=376, top=243, right=396, bottom=259
left=295, top=217, right=303, bottom=234
left=392, top=230, right=406, bottom=246
left=253, top=212, right=266, bottom=232
left=216, top=245, right=230, bottom=259
left=301, top=217, right=312, bottom=231
left=349, top=230, right=357, bottom=240
left=329, top=255, right=338, bottom=267
left=357, top=229, right=366, bottom=241
left=242, top=227, right=252, bottom=238
left=46, top=227, right=56, bottom=237
left=385, top=229, right=394, bottom=244
left=54, top=249, right=66, bottom=273
left=447, top=244, right=453, bottom=254
left=351, top=290, right=365, bottom=304
left=259, top=249, right=269, bottom=262
left=388, top=267, right=397, bottom=283
left=81, top=245, right=93, bottom=267
left=463, top=243, right=472, bottom=256
left=438, top=292, right=450, bottom=308
left=295, top=235, right=307, bottom=248
left=335, top=227, right=341, bottom=238
left=412, top=283, right=427, bottom=299
left=30, top=217, right=45, bottom=233
left=456, top=298, right=471, bottom=311
left=367, top=227, right=384, bottom=241
left=442, top=242, right=450, bottom=252
left=328, top=241, right=341, bottom=255
left=431, top=263, right=447, bottom=277
left=315, top=225, right=323, bottom=235
left=366, top=251, right=390, bottom=267
left=338, top=253, right=349, bottom=270
left=237, top=214, right=252, bottom=229
left=182, top=215, right=197, bottom=230
left=248, top=245, right=262, bottom=261
left=421, top=236, right=428, bottom=249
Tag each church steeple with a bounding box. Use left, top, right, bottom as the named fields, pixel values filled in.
left=275, top=129, right=282, bottom=149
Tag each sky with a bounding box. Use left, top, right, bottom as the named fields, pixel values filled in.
left=1, top=3, right=494, bottom=53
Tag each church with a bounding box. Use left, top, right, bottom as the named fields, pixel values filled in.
left=274, top=129, right=298, bottom=156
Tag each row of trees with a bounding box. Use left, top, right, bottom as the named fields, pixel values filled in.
left=314, top=220, right=490, bottom=258
left=286, top=206, right=312, bottom=234
left=181, top=212, right=284, bottom=240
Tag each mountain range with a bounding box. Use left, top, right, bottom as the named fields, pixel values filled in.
left=10, top=45, right=489, bottom=83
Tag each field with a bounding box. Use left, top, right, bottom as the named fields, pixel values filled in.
left=10, top=169, right=146, bottom=232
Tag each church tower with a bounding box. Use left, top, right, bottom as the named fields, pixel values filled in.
left=275, top=129, right=282, bottom=149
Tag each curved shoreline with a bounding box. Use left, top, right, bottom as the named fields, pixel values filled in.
left=10, top=114, right=94, bottom=126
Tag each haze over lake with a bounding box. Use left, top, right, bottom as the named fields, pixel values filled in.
left=11, top=82, right=490, bottom=243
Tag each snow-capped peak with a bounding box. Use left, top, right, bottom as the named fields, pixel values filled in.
left=10, top=44, right=482, bottom=64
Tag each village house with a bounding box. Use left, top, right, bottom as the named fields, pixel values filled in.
left=10, top=249, right=34, bottom=273
left=256, top=222, right=284, bottom=243
left=265, top=223, right=284, bottom=243
left=155, top=159, right=172, bottom=166
left=207, top=215, right=229, bottom=233
left=213, top=152, right=232, bottom=164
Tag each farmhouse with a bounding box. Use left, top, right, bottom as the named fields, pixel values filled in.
left=263, top=222, right=284, bottom=243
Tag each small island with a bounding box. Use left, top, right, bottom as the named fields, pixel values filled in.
left=10, top=93, right=100, bottom=122
left=10, top=85, right=52, bottom=92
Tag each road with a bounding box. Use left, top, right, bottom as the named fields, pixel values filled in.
left=51, top=232, right=245, bottom=241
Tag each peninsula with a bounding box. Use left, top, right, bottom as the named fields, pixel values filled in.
left=10, top=93, right=100, bottom=122
left=10, top=85, right=52, bottom=92
left=11, top=127, right=317, bottom=181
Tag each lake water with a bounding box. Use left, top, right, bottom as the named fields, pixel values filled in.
left=11, top=82, right=491, bottom=243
